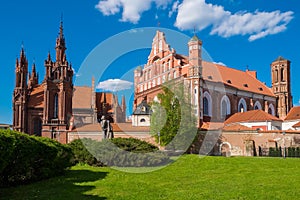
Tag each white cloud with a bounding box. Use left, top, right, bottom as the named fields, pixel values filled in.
left=96, top=79, right=133, bottom=92
left=213, top=61, right=226, bottom=66
left=175, top=0, right=293, bottom=41
left=168, top=0, right=179, bottom=17
left=95, top=0, right=294, bottom=41
left=95, top=0, right=172, bottom=24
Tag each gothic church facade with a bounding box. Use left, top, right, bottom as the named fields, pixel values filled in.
left=13, top=22, right=73, bottom=144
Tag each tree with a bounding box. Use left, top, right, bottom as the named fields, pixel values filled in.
left=150, top=81, right=197, bottom=151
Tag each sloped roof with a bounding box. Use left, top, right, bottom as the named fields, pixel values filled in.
left=96, top=92, right=115, bottom=105
left=201, top=61, right=274, bottom=96
left=200, top=122, right=224, bottom=130
left=28, top=84, right=44, bottom=108
left=223, top=124, right=254, bottom=132
left=133, top=100, right=151, bottom=115
left=72, top=123, right=150, bottom=132
left=285, top=107, right=300, bottom=121
left=292, top=121, right=300, bottom=128
left=189, top=35, right=201, bottom=42
left=225, top=110, right=282, bottom=124
left=73, top=86, right=92, bottom=109
left=274, top=56, right=287, bottom=62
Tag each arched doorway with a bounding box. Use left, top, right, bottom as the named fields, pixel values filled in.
left=33, top=117, right=42, bottom=136
left=220, top=142, right=232, bottom=157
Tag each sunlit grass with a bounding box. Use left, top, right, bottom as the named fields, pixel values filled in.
left=1, top=155, right=300, bottom=200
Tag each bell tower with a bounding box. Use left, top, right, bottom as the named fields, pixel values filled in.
left=42, top=20, right=74, bottom=144
left=13, top=47, right=28, bottom=133
left=188, top=34, right=203, bottom=127
left=271, top=56, right=293, bottom=119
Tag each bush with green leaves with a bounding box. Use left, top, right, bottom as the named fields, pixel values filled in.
left=111, top=137, right=158, bottom=153
left=0, top=129, right=73, bottom=187
left=68, top=138, right=104, bottom=166
left=69, top=138, right=170, bottom=167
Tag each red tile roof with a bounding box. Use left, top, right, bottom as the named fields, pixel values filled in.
left=225, top=110, right=282, bottom=124
left=73, top=86, right=92, bottom=109
left=72, top=123, right=150, bottom=133
left=28, top=84, right=44, bottom=108
left=177, top=59, right=274, bottom=97
left=200, top=122, right=224, bottom=130
left=202, top=61, right=274, bottom=96
left=223, top=124, right=254, bottom=131
left=292, top=121, right=300, bottom=128
left=285, top=107, right=300, bottom=120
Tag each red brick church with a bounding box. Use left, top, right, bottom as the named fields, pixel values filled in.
left=133, top=30, right=293, bottom=128
left=12, top=22, right=127, bottom=143
left=13, top=21, right=74, bottom=144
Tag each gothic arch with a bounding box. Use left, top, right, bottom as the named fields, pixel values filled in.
left=238, top=98, right=247, bottom=112
left=203, top=91, right=212, bottom=117
left=268, top=103, right=275, bottom=116
left=254, top=101, right=262, bottom=110
left=220, top=95, right=231, bottom=118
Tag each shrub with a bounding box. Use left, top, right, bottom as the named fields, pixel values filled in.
left=0, top=129, right=73, bottom=187
left=69, top=138, right=170, bottom=167
left=68, top=138, right=104, bottom=166
left=110, top=137, right=158, bottom=153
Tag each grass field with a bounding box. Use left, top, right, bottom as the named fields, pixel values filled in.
left=1, top=155, right=300, bottom=200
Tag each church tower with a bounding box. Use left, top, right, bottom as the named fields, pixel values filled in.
left=271, top=56, right=293, bottom=119
left=188, top=34, right=203, bottom=127
left=13, top=47, right=28, bottom=133
left=42, top=20, right=74, bottom=143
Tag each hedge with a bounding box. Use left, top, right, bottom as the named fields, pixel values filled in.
left=0, top=129, right=73, bottom=187
left=110, top=137, right=158, bottom=153
left=69, top=138, right=170, bottom=167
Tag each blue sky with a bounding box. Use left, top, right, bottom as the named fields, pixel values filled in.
left=0, top=0, right=300, bottom=124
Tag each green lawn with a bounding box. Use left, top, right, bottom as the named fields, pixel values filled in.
left=1, top=155, right=300, bottom=200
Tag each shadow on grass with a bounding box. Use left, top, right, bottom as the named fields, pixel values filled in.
left=0, top=169, right=108, bottom=200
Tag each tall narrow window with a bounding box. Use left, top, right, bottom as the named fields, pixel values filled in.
left=221, top=95, right=231, bottom=118
left=238, top=98, right=247, bottom=112
left=281, top=68, right=285, bottom=81
left=54, top=94, right=58, bottom=119
left=221, top=100, right=227, bottom=117
left=275, top=69, right=278, bottom=83
left=203, top=97, right=209, bottom=116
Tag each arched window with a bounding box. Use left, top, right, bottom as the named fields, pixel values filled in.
left=238, top=98, right=247, bottom=112
left=163, top=62, right=166, bottom=72
left=54, top=93, right=59, bottom=119
left=280, top=68, right=285, bottom=81
left=140, top=118, right=146, bottom=123
left=148, top=69, right=151, bottom=80
left=268, top=104, right=275, bottom=116
left=221, top=95, right=231, bottom=118
left=275, top=69, right=278, bottom=83
left=203, top=91, right=212, bottom=117
left=254, top=101, right=262, bottom=110
left=173, top=71, right=177, bottom=79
